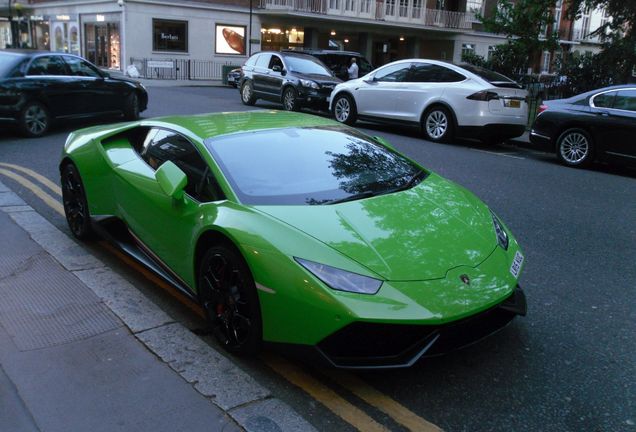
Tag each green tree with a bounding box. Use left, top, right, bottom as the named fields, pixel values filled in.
left=478, top=0, right=560, bottom=75
left=566, top=0, right=636, bottom=84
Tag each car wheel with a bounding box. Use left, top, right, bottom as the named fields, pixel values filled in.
left=198, top=243, right=262, bottom=355
left=19, top=101, right=50, bottom=138
left=123, top=92, right=140, bottom=120
left=282, top=87, right=300, bottom=111
left=241, top=81, right=256, bottom=106
left=332, top=94, right=357, bottom=125
left=61, top=162, right=94, bottom=240
left=556, top=128, right=594, bottom=167
left=422, top=106, right=453, bottom=143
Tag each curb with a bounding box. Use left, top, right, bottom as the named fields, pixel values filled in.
left=0, top=180, right=317, bottom=432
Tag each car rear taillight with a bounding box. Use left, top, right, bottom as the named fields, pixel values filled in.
left=467, top=90, right=499, bottom=101
left=537, top=104, right=548, bottom=114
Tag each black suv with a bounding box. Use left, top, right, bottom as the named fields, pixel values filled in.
left=284, top=50, right=373, bottom=81
left=239, top=51, right=342, bottom=111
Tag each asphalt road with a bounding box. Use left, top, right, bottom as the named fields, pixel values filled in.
left=0, top=85, right=634, bottom=432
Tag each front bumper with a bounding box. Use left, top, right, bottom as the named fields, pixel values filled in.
left=297, top=87, right=333, bottom=110
left=529, top=129, right=554, bottom=151
left=271, top=286, right=526, bottom=369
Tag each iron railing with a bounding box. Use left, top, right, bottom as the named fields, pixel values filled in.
left=258, top=0, right=473, bottom=29
left=129, top=58, right=238, bottom=80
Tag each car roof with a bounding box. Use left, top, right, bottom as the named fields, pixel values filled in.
left=0, top=49, right=51, bottom=57
left=150, top=110, right=339, bottom=141
left=284, top=49, right=363, bottom=56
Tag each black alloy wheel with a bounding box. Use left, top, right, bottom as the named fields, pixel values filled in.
left=422, top=106, right=454, bottom=143
left=124, top=92, right=140, bottom=120
left=556, top=128, right=594, bottom=168
left=61, top=163, right=94, bottom=240
left=198, top=244, right=262, bottom=355
left=282, top=87, right=300, bottom=111
left=241, top=81, right=256, bottom=106
left=332, top=93, right=357, bottom=125
left=19, top=101, right=50, bottom=137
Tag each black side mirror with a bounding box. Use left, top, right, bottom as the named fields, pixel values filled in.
left=272, top=65, right=282, bottom=73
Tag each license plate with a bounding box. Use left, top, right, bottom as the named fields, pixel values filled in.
left=510, top=251, right=524, bottom=278
left=228, top=77, right=235, bottom=83
left=504, top=99, right=521, bottom=108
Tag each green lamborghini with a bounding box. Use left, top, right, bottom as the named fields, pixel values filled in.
left=60, top=110, right=526, bottom=368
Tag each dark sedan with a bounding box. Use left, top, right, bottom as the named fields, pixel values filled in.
left=530, top=85, right=636, bottom=167
left=239, top=51, right=342, bottom=111
left=0, top=49, right=148, bottom=137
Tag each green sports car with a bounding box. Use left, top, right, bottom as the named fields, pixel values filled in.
left=60, top=110, right=526, bottom=368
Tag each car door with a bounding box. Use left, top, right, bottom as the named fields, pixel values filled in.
left=63, top=55, right=120, bottom=113
left=353, top=62, right=411, bottom=119
left=263, top=54, right=285, bottom=98
left=599, top=89, right=636, bottom=159
left=24, top=55, right=78, bottom=118
left=251, top=53, right=272, bottom=96
left=392, top=62, right=455, bottom=122
left=114, top=128, right=224, bottom=284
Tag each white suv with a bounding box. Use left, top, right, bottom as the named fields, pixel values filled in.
left=329, top=59, right=528, bottom=143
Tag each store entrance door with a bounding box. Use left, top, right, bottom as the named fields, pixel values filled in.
left=85, top=22, right=120, bottom=70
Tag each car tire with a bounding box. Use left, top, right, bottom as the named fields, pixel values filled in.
left=556, top=128, right=594, bottom=168
left=282, top=87, right=300, bottom=111
left=61, top=162, right=94, bottom=240
left=19, top=101, right=50, bottom=138
left=123, top=92, right=140, bottom=120
left=241, top=81, right=256, bottom=106
left=198, top=243, right=262, bottom=355
left=332, top=94, right=357, bottom=125
left=422, top=106, right=454, bottom=143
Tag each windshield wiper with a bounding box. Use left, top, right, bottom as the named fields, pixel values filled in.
left=326, top=190, right=376, bottom=205
left=387, top=170, right=427, bottom=194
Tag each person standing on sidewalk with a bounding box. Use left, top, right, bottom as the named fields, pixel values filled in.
left=347, top=58, right=359, bottom=80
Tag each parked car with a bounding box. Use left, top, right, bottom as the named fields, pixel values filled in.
left=283, top=49, right=373, bottom=81
left=0, top=49, right=148, bottom=137
left=60, top=110, right=526, bottom=368
left=226, top=68, right=241, bottom=88
left=330, top=59, right=528, bottom=144
left=530, top=85, right=636, bottom=167
left=239, top=51, right=342, bottom=111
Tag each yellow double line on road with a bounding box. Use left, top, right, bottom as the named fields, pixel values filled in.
left=0, top=162, right=442, bottom=432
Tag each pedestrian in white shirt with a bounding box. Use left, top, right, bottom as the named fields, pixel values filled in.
left=347, top=58, right=359, bottom=80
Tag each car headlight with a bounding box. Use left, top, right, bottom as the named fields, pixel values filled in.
left=295, top=258, right=382, bottom=295
left=490, top=211, right=509, bottom=250
left=300, top=79, right=319, bottom=89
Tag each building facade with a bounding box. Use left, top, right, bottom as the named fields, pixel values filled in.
left=0, top=0, right=614, bottom=77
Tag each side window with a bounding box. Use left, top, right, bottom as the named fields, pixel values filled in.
left=408, top=64, right=465, bottom=83
left=374, top=63, right=410, bottom=82
left=141, top=129, right=224, bottom=202
left=26, top=56, right=68, bottom=76
left=358, top=57, right=372, bottom=75
left=245, top=55, right=258, bottom=67
left=613, top=90, right=636, bottom=112
left=255, top=54, right=271, bottom=69
left=592, top=91, right=617, bottom=108
left=63, top=56, right=102, bottom=78
left=268, top=55, right=284, bottom=71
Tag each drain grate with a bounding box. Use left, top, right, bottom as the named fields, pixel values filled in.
left=0, top=254, right=121, bottom=351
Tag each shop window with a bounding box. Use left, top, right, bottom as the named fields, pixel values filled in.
left=215, top=24, right=246, bottom=55
left=461, top=43, right=475, bottom=58
left=153, top=19, right=188, bottom=52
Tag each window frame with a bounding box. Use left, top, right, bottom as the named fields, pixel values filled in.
left=152, top=18, right=189, bottom=53
left=137, top=127, right=224, bottom=203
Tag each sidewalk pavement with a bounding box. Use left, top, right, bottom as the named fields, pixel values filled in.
left=0, top=180, right=315, bottom=432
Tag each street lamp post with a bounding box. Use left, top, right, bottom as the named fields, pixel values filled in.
left=248, top=0, right=253, bottom=56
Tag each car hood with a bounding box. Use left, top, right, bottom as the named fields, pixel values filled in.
left=109, top=75, right=144, bottom=87
left=295, top=72, right=342, bottom=85
left=254, top=174, right=497, bottom=281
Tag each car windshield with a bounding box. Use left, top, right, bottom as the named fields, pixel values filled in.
left=285, top=56, right=332, bottom=76
left=0, top=53, right=24, bottom=77
left=458, top=63, right=521, bottom=88
left=205, top=126, right=425, bottom=205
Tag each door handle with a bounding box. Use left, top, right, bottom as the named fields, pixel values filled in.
left=597, top=110, right=610, bottom=116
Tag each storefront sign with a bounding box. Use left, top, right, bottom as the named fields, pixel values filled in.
left=215, top=24, right=245, bottom=55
